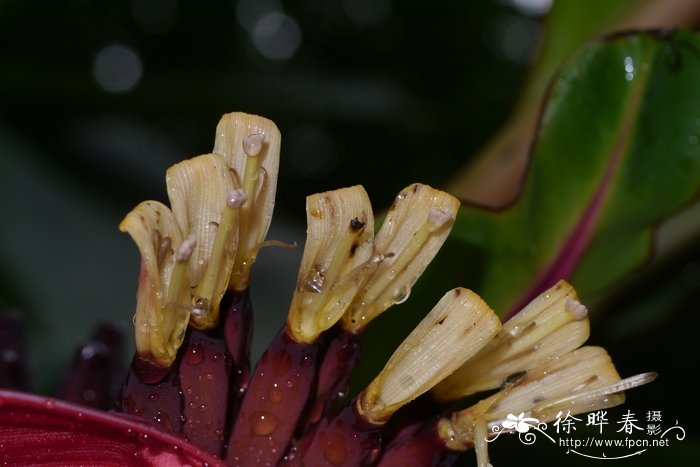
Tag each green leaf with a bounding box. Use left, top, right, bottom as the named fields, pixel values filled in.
left=454, top=29, right=700, bottom=316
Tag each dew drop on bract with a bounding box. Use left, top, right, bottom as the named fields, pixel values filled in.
left=249, top=411, right=279, bottom=436
left=268, top=385, right=284, bottom=403
left=321, top=432, right=348, bottom=466
left=154, top=411, right=173, bottom=432
left=300, top=354, right=313, bottom=367
left=184, top=343, right=205, bottom=365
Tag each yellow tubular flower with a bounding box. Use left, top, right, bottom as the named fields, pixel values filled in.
left=433, top=280, right=590, bottom=402
left=121, top=154, right=235, bottom=366
left=213, top=113, right=281, bottom=291
left=286, top=186, right=375, bottom=343
left=342, top=183, right=460, bottom=332
left=358, top=288, right=501, bottom=425
left=439, top=346, right=656, bottom=466
left=121, top=112, right=280, bottom=369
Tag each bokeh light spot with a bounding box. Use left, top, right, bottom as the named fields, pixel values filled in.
left=92, top=43, right=143, bottom=94
left=252, top=11, right=302, bottom=61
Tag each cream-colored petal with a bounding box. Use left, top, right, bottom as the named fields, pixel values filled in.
left=442, top=347, right=654, bottom=458
left=441, top=346, right=620, bottom=453
left=343, top=184, right=459, bottom=332
left=433, top=280, right=590, bottom=402
left=287, top=186, right=375, bottom=343
left=119, top=201, right=188, bottom=367
left=359, top=288, right=501, bottom=425
left=213, top=112, right=281, bottom=290
left=487, top=346, right=621, bottom=421
left=166, top=153, right=236, bottom=328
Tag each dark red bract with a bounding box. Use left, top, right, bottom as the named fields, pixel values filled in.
left=0, top=389, right=226, bottom=466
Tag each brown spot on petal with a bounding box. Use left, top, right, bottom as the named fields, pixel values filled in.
left=349, top=217, right=365, bottom=231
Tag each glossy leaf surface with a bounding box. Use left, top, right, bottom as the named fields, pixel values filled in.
left=447, top=30, right=700, bottom=316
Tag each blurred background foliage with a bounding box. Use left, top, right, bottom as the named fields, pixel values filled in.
left=1, top=0, right=699, bottom=464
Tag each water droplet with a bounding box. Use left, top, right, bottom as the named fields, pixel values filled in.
left=393, top=287, right=410, bottom=304
left=300, top=354, right=313, bottom=367
left=250, top=411, right=279, bottom=436
left=148, top=393, right=160, bottom=401
left=154, top=411, right=173, bottom=431
left=321, top=432, right=348, bottom=465
left=269, top=385, right=284, bottom=403
left=139, top=433, right=152, bottom=444
left=44, top=399, right=55, bottom=409
left=184, top=343, right=205, bottom=365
